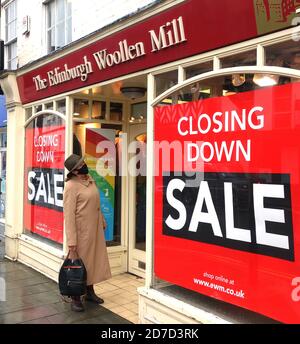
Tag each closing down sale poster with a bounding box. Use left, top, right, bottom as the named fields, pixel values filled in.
left=24, top=117, right=65, bottom=244
left=154, top=82, right=300, bottom=323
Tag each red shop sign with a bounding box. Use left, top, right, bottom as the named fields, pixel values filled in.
left=24, top=114, right=65, bottom=244
left=154, top=82, right=300, bottom=323
left=17, top=0, right=267, bottom=104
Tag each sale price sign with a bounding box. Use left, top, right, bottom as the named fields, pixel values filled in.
left=24, top=114, right=65, bottom=244
left=154, top=82, right=300, bottom=323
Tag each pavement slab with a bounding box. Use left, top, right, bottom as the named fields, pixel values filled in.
left=0, top=259, right=132, bottom=324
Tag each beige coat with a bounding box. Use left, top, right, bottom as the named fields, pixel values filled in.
left=63, top=175, right=112, bottom=285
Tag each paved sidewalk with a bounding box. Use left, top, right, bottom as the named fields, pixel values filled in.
left=95, top=273, right=143, bottom=324
left=0, top=259, right=132, bottom=324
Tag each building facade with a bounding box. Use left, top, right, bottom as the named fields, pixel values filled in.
left=1, top=0, right=157, bottom=69
left=1, top=0, right=300, bottom=324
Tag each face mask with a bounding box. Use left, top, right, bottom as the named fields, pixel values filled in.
left=76, top=163, right=89, bottom=175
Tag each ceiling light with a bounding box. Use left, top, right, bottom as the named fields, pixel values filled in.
left=232, top=74, right=245, bottom=87
left=120, top=87, right=146, bottom=100
left=253, top=74, right=279, bottom=87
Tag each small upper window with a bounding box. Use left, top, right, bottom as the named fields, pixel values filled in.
left=5, top=0, right=17, bottom=43
left=46, top=0, right=72, bottom=53
left=5, top=0, right=18, bottom=69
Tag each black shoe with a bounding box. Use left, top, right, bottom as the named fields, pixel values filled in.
left=71, top=297, right=85, bottom=312
left=86, top=286, right=104, bottom=304
left=85, top=292, right=104, bottom=304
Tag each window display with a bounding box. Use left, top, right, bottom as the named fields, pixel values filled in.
left=154, top=80, right=300, bottom=323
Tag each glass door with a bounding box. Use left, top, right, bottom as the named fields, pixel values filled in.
left=128, top=123, right=147, bottom=277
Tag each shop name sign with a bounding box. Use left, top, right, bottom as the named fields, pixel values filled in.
left=33, top=16, right=186, bottom=91
left=21, top=0, right=296, bottom=104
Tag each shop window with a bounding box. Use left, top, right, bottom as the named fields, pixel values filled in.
left=155, top=70, right=178, bottom=97
left=130, top=102, right=147, bottom=122
left=168, top=71, right=300, bottom=106
left=56, top=99, right=66, bottom=114
left=5, top=0, right=17, bottom=69
left=73, top=122, right=123, bottom=246
left=110, top=102, right=123, bottom=121
left=153, top=72, right=300, bottom=322
left=0, top=133, right=7, bottom=149
left=221, top=50, right=256, bottom=68
left=92, top=101, right=106, bottom=120
left=74, top=99, right=89, bottom=119
left=265, top=40, right=300, bottom=72
left=7, top=41, right=17, bottom=70
left=25, top=108, right=33, bottom=121
left=45, top=102, right=54, bottom=110
left=46, top=0, right=72, bottom=53
left=24, top=113, right=65, bottom=249
left=34, top=105, right=42, bottom=114
left=185, top=61, right=213, bottom=79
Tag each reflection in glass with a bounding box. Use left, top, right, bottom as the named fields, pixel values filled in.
left=166, top=74, right=300, bottom=106
left=266, top=40, right=300, bottom=70
left=45, top=102, right=54, bottom=110
left=155, top=70, right=178, bottom=97
left=34, top=105, right=42, bottom=114
left=185, top=61, right=213, bottom=79
left=221, top=50, right=256, bottom=68
left=56, top=99, right=66, bottom=115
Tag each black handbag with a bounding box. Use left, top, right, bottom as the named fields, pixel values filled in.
left=58, top=251, right=87, bottom=297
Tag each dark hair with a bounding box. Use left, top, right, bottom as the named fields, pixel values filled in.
left=65, top=172, right=76, bottom=182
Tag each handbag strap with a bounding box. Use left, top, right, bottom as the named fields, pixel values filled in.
left=66, top=249, right=79, bottom=260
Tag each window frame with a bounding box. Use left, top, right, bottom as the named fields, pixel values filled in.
left=46, top=0, right=72, bottom=53
left=4, top=0, right=18, bottom=70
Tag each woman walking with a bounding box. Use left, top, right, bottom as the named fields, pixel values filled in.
left=63, top=154, right=111, bottom=312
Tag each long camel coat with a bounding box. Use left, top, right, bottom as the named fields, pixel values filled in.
left=63, top=175, right=111, bottom=285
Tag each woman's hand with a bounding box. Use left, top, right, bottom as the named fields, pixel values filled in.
left=68, top=246, right=78, bottom=259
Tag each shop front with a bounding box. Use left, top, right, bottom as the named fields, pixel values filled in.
left=1, top=0, right=300, bottom=323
